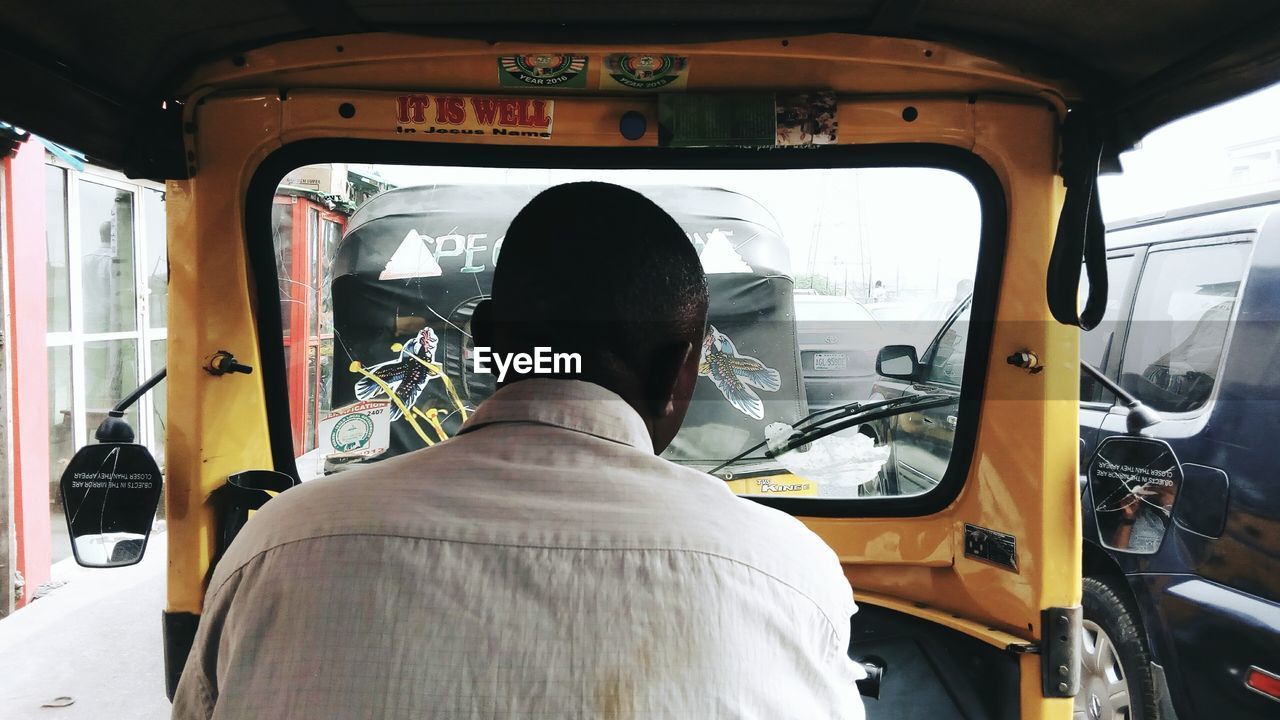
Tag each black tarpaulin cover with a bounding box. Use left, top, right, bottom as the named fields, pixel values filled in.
left=330, top=184, right=804, bottom=465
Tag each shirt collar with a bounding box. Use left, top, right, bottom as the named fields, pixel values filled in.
left=459, top=378, right=655, bottom=452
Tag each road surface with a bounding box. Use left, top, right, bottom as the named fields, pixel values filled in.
left=0, top=538, right=170, bottom=719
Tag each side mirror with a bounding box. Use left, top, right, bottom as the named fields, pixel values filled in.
left=1086, top=436, right=1182, bottom=554
left=876, top=345, right=918, bottom=380
left=1123, top=403, right=1161, bottom=435
left=59, top=441, right=163, bottom=567
left=60, top=367, right=167, bottom=568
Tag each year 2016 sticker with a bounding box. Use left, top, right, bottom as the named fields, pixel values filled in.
left=394, top=94, right=555, bottom=140
left=498, top=54, right=589, bottom=88
left=601, top=54, right=689, bottom=90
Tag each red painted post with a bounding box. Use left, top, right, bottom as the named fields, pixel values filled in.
left=3, top=139, right=51, bottom=607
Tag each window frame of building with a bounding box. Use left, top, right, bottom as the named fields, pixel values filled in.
left=45, top=160, right=167, bottom=473
left=273, top=194, right=345, bottom=454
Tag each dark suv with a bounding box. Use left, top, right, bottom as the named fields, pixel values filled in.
left=872, top=191, right=1280, bottom=720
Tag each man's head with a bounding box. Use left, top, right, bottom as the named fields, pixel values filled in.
left=472, top=182, right=709, bottom=452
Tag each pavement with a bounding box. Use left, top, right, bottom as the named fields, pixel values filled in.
left=51, top=507, right=73, bottom=565
left=0, top=537, right=171, bottom=719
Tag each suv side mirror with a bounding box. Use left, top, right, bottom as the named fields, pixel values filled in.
left=876, top=345, right=919, bottom=380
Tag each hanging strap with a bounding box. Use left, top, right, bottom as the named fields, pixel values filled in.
left=1047, top=111, right=1109, bottom=330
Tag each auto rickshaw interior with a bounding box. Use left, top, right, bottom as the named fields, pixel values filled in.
left=252, top=137, right=1013, bottom=717
left=6, top=3, right=1280, bottom=719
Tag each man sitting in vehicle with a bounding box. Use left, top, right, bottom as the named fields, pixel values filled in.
left=172, top=182, right=865, bottom=719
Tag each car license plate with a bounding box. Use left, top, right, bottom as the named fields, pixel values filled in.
left=814, top=353, right=847, bottom=371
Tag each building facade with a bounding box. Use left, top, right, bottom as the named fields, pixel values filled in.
left=1, top=131, right=169, bottom=613
left=0, top=149, right=381, bottom=614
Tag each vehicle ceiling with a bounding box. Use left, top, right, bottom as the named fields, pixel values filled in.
left=2, top=1, right=1278, bottom=178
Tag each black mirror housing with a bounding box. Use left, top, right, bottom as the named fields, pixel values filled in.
left=59, top=442, right=163, bottom=568
left=876, top=345, right=919, bottom=380
left=1124, top=402, right=1161, bottom=435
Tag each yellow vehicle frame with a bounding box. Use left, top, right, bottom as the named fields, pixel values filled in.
left=166, top=32, right=1080, bottom=718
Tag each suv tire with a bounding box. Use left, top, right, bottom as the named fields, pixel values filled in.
left=1078, top=575, right=1162, bottom=720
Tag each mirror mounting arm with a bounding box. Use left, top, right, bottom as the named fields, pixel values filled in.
left=1081, top=360, right=1160, bottom=433
left=94, top=367, right=167, bottom=443
left=112, top=367, right=167, bottom=413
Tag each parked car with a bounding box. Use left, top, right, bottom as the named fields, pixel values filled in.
left=793, top=294, right=883, bottom=412
left=871, top=190, right=1280, bottom=720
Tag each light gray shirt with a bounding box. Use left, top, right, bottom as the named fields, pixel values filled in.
left=172, top=379, right=865, bottom=719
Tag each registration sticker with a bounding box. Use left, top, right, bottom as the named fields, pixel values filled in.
left=814, top=352, right=848, bottom=371
left=319, top=400, right=392, bottom=458
left=394, top=94, right=555, bottom=140
left=498, top=54, right=588, bottom=88
left=602, top=54, right=689, bottom=90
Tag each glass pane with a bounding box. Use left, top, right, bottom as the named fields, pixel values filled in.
left=83, top=339, right=140, bottom=443
left=1119, top=242, right=1251, bottom=413
left=48, top=345, right=75, bottom=564
left=273, top=164, right=983, bottom=499
left=924, top=304, right=971, bottom=385
left=1080, top=255, right=1136, bottom=403
left=308, top=209, right=320, bottom=338
left=151, top=340, right=167, bottom=469
left=80, top=181, right=137, bottom=333
left=46, top=166, right=71, bottom=332
left=272, top=203, right=294, bottom=336
left=318, top=337, right=334, bottom=417
left=145, top=188, right=168, bottom=327
left=304, top=345, right=318, bottom=452
left=319, top=219, right=341, bottom=336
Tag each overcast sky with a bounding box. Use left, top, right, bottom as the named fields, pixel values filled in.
left=354, top=81, right=1280, bottom=301
left=1100, top=81, right=1280, bottom=220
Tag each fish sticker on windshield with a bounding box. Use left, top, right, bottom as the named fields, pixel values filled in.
left=353, top=327, right=440, bottom=420
left=699, top=325, right=781, bottom=420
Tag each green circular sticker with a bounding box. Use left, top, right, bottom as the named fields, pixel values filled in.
left=500, top=54, right=587, bottom=86
left=331, top=413, right=375, bottom=452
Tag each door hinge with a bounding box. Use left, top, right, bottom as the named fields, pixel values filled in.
left=1041, top=605, right=1083, bottom=698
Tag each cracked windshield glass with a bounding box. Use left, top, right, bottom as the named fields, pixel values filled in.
left=274, top=165, right=980, bottom=499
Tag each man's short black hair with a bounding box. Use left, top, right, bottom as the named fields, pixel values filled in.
left=490, top=182, right=709, bottom=371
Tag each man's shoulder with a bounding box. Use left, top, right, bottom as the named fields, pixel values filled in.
left=656, top=460, right=850, bottom=601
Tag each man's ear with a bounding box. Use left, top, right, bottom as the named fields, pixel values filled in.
left=472, top=299, right=494, bottom=349
left=645, top=340, right=696, bottom=418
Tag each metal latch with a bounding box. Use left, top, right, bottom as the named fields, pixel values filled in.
left=1041, top=606, right=1083, bottom=698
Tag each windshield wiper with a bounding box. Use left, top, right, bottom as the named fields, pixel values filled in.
left=708, top=392, right=956, bottom=477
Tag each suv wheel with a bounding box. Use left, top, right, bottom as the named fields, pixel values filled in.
left=1077, top=576, right=1161, bottom=720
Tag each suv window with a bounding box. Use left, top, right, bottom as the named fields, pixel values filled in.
left=1080, top=254, right=1137, bottom=403
left=1118, top=242, right=1251, bottom=413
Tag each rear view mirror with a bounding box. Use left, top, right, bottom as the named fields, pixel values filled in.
left=59, top=442, right=163, bottom=567
left=876, top=345, right=918, bottom=380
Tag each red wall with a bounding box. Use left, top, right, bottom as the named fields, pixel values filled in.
left=3, top=139, right=51, bottom=606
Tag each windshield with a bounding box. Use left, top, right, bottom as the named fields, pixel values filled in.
left=271, top=164, right=982, bottom=500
